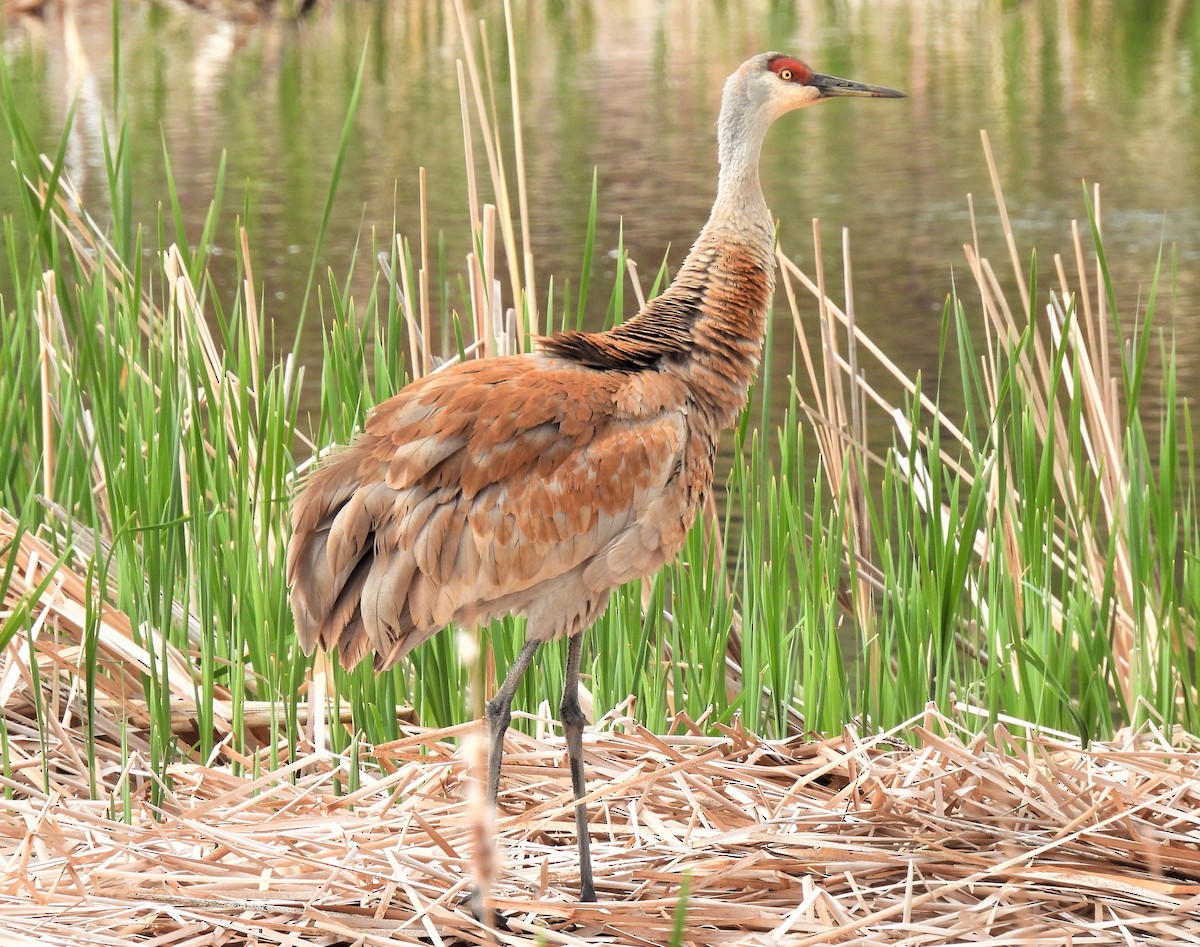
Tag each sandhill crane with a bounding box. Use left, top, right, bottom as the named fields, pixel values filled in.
left=287, top=52, right=904, bottom=903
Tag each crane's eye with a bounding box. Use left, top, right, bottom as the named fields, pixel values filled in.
left=778, top=68, right=794, bottom=81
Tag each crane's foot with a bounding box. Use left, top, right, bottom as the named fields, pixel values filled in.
left=464, top=885, right=511, bottom=930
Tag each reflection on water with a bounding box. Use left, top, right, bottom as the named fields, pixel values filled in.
left=4, top=0, right=1200, bottom=429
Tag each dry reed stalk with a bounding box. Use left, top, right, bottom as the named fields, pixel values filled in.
left=35, top=273, right=57, bottom=502
left=502, top=0, right=535, bottom=341
left=396, top=231, right=423, bottom=377
left=240, top=226, right=262, bottom=385
left=832, top=227, right=874, bottom=642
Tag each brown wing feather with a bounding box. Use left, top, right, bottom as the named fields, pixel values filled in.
left=287, top=355, right=700, bottom=670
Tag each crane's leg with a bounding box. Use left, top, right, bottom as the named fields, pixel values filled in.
left=485, top=638, right=541, bottom=805
left=560, top=632, right=596, bottom=902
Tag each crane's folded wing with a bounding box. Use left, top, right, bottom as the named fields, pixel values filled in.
left=287, top=356, right=695, bottom=669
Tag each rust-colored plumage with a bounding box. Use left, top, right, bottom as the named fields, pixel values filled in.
left=287, top=52, right=904, bottom=904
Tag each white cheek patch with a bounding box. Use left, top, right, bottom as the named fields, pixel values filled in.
left=747, top=76, right=774, bottom=107
left=758, top=82, right=816, bottom=120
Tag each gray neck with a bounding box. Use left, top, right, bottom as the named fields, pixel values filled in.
left=708, top=72, right=774, bottom=239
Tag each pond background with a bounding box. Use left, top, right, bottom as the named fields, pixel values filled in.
left=4, top=0, right=1200, bottom=430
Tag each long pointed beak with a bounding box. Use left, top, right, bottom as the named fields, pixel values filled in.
left=810, top=73, right=906, bottom=98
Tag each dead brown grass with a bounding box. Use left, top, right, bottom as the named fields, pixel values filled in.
left=4, top=511, right=1200, bottom=945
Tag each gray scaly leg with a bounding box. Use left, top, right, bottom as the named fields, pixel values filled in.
left=485, top=638, right=541, bottom=805
left=560, top=632, right=596, bottom=902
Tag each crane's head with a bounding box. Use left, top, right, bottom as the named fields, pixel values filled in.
left=738, top=52, right=905, bottom=121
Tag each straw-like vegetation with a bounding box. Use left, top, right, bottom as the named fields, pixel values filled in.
left=1, top=3, right=1198, bottom=941
left=3, top=526, right=1200, bottom=942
